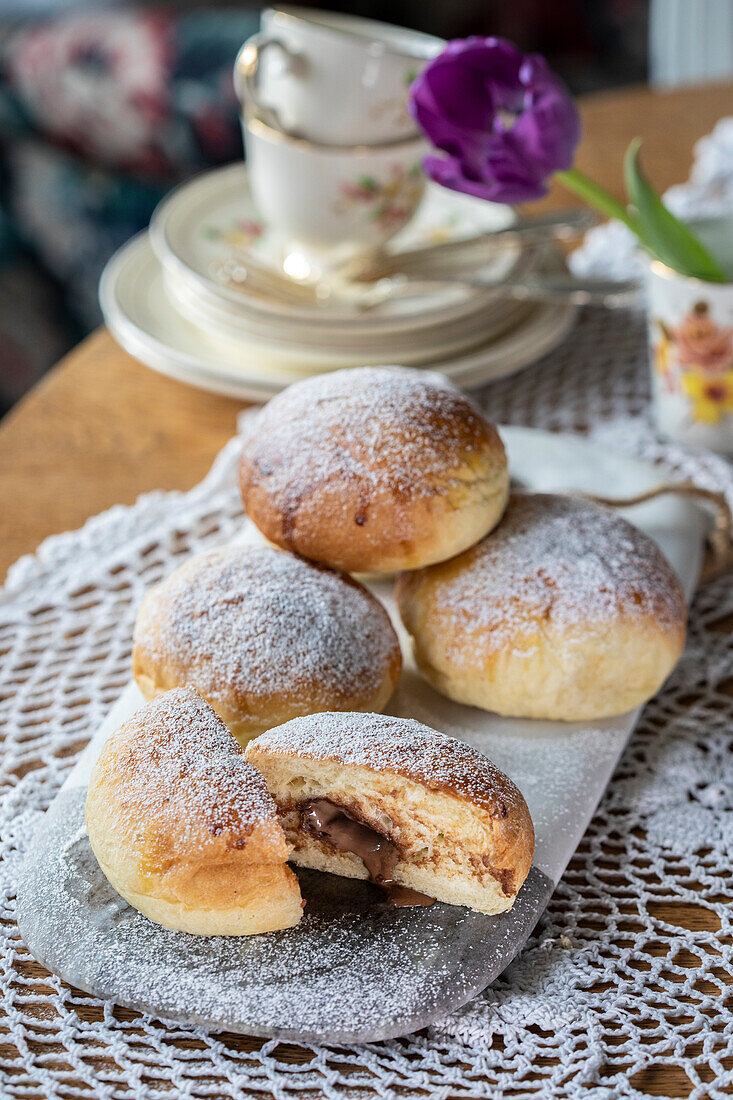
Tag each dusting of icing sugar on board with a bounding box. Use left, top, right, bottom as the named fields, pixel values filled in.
left=17, top=787, right=553, bottom=1043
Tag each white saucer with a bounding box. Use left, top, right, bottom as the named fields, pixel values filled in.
left=100, top=233, right=576, bottom=400
left=149, top=163, right=535, bottom=340
left=162, top=265, right=537, bottom=369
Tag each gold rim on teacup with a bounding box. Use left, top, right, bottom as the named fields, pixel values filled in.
left=243, top=111, right=427, bottom=155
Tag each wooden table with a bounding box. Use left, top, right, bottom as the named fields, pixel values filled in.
left=2, top=81, right=731, bottom=1098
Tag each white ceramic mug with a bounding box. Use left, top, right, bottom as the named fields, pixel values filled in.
left=645, top=215, right=733, bottom=455
left=243, top=114, right=426, bottom=273
left=235, top=6, right=443, bottom=145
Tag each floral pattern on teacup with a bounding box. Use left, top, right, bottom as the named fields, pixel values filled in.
left=425, top=212, right=462, bottom=244
left=364, top=67, right=420, bottom=131
left=334, top=163, right=423, bottom=231
left=202, top=219, right=266, bottom=293
left=652, top=301, right=733, bottom=424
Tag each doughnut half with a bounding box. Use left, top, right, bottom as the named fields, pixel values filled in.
left=245, top=712, right=534, bottom=915
left=238, top=365, right=509, bottom=573
left=396, top=492, right=687, bottom=721
left=85, top=688, right=303, bottom=935
left=132, top=545, right=402, bottom=745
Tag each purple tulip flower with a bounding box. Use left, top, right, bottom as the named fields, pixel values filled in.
left=409, top=37, right=581, bottom=204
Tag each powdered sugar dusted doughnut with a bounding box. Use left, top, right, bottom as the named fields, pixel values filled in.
left=245, top=711, right=534, bottom=915
left=85, top=688, right=303, bottom=935
left=132, top=545, right=402, bottom=745
left=396, top=492, right=687, bottom=721
left=238, top=366, right=509, bottom=573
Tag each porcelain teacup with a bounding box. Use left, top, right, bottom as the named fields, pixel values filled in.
left=243, top=114, right=426, bottom=275
left=234, top=6, right=442, bottom=146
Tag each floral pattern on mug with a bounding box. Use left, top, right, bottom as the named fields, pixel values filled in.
left=680, top=370, right=733, bottom=424
left=652, top=326, right=675, bottom=393
left=335, top=164, right=424, bottom=231
left=673, top=302, right=733, bottom=371
left=652, top=301, right=733, bottom=424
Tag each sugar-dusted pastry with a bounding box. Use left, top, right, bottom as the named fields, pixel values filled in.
left=85, top=688, right=303, bottom=935
left=245, top=712, right=534, bottom=915
left=132, top=545, right=402, bottom=745
left=396, top=492, right=687, bottom=721
left=238, top=365, right=509, bottom=573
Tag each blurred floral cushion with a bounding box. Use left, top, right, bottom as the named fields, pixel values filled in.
left=2, top=7, right=258, bottom=176
left=0, top=7, right=258, bottom=408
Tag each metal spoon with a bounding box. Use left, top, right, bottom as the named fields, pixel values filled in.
left=341, top=209, right=599, bottom=282
left=209, top=209, right=600, bottom=309
left=212, top=253, right=637, bottom=311
left=352, top=271, right=639, bottom=310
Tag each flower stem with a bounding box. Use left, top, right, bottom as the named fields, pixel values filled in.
left=555, top=167, right=644, bottom=238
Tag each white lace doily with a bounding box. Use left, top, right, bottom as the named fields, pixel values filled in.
left=1, top=301, right=732, bottom=1099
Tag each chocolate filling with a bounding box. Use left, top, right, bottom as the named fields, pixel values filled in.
left=386, top=884, right=437, bottom=908
left=298, top=798, right=435, bottom=907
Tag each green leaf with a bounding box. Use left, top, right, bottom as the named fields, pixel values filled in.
left=624, top=139, right=727, bottom=281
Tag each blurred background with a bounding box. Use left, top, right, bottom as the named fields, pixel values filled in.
left=0, top=0, right=731, bottom=415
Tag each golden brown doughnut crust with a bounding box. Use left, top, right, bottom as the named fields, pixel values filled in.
left=246, top=711, right=534, bottom=915
left=238, top=366, right=509, bottom=573
left=132, top=545, right=402, bottom=745
left=396, top=492, right=687, bottom=721
left=85, top=688, right=303, bottom=935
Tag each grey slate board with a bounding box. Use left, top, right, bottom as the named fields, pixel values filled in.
left=16, top=787, right=553, bottom=1043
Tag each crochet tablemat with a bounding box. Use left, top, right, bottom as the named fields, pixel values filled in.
left=2, top=306, right=732, bottom=1099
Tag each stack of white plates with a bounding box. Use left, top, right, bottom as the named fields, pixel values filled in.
left=100, top=162, right=576, bottom=401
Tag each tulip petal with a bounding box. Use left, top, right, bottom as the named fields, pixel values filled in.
left=409, top=35, right=580, bottom=205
